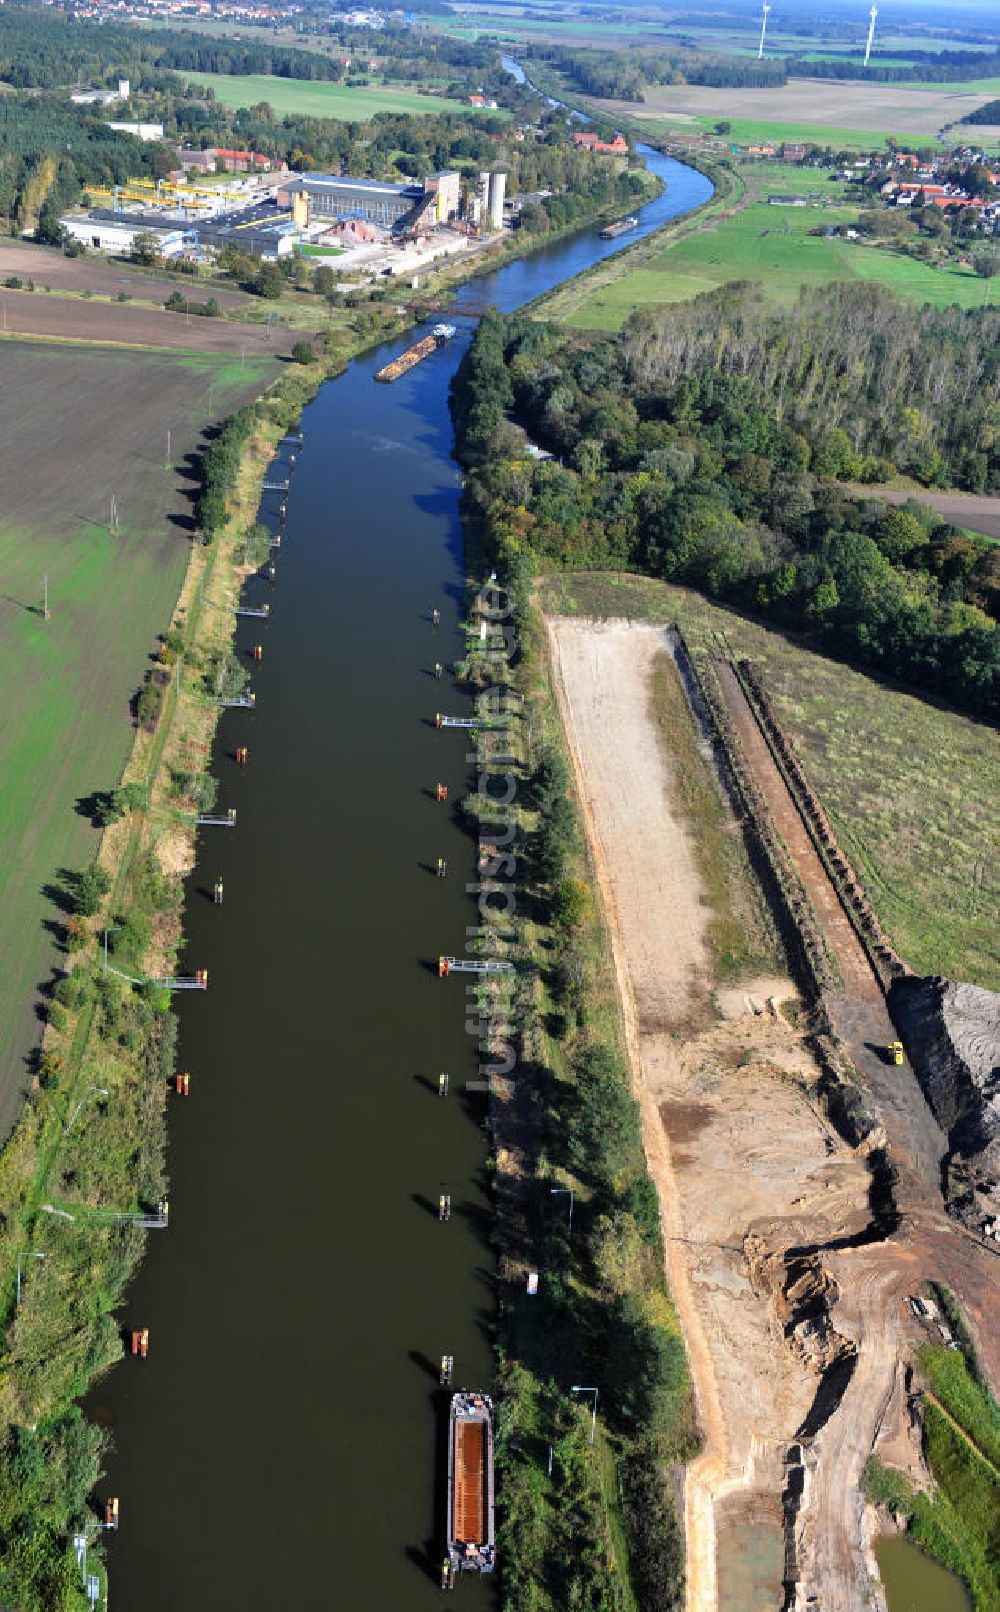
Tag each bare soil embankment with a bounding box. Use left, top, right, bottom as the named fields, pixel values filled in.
left=545, top=618, right=888, bottom=1611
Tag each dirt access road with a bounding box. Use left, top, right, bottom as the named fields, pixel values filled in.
left=546, top=618, right=899, bottom=1612
left=0, top=287, right=310, bottom=356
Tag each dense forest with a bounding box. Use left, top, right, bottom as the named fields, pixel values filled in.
left=962, top=98, right=1000, bottom=125
left=530, top=43, right=787, bottom=101
left=789, top=46, right=1000, bottom=84
left=527, top=38, right=1000, bottom=100
left=451, top=292, right=999, bottom=719
left=0, top=7, right=495, bottom=90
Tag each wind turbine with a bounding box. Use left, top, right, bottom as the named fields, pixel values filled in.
left=864, top=3, right=878, bottom=67
left=758, top=2, right=772, bottom=60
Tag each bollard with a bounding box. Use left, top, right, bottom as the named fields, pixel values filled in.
left=436, top=784, right=448, bottom=803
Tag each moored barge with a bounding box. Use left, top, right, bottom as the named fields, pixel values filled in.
left=444, top=1391, right=495, bottom=1582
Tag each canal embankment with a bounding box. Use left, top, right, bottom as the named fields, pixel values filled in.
left=453, top=567, right=697, bottom=1612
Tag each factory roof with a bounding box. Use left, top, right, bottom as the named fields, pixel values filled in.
left=288, top=173, right=423, bottom=198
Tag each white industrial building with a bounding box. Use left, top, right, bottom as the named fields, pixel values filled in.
left=108, top=121, right=165, bottom=142
left=59, top=216, right=191, bottom=258
left=71, top=79, right=130, bottom=106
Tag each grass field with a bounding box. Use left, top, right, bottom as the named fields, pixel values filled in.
left=688, top=115, right=949, bottom=149
left=557, top=192, right=987, bottom=326
left=182, top=71, right=496, bottom=120
left=0, top=341, right=276, bottom=1132
left=537, top=573, right=999, bottom=990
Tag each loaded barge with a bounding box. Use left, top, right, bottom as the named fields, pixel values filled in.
left=442, top=1392, right=495, bottom=1588
left=599, top=214, right=639, bottom=240
left=374, top=323, right=456, bottom=383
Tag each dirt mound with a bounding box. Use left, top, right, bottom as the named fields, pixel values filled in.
left=890, top=974, right=1000, bottom=1217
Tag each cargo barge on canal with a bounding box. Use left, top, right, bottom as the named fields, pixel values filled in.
left=442, top=1392, right=495, bottom=1586
left=599, top=214, right=639, bottom=239
left=374, top=323, right=456, bottom=383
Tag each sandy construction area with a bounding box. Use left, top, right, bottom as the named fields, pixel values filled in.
left=598, top=78, right=995, bottom=135
left=545, top=618, right=891, bottom=1611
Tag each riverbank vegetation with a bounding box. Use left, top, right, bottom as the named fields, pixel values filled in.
left=452, top=303, right=999, bottom=725
left=0, top=344, right=339, bottom=1609
left=455, top=551, right=696, bottom=1609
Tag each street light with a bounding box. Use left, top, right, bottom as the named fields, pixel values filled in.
left=64, top=1086, right=109, bottom=1136
left=570, top=1385, right=598, bottom=1444
left=15, top=1250, right=45, bottom=1307
left=550, top=1186, right=574, bottom=1235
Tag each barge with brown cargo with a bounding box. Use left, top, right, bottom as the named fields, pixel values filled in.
left=599, top=214, right=638, bottom=240
left=373, top=323, right=456, bottom=383
left=442, top=1391, right=495, bottom=1585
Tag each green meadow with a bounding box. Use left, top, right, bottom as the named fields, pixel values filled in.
left=183, top=71, right=496, bottom=120
left=559, top=199, right=987, bottom=327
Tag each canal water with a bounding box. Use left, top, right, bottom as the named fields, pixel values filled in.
left=93, top=148, right=712, bottom=1609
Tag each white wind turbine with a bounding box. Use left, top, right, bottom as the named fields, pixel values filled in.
left=864, top=3, right=878, bottom=67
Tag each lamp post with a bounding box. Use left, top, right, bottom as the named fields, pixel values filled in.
left=64, top=1086, right=109, bottom=1136
left=570, top=1385, right=598, bottom=1444
left=16, top=1250, right=45, bottom=1307
left=550, top=1186, right=574, bottom=1235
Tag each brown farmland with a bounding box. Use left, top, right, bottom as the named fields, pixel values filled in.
left=593, top=78, right=996, bottom=135
left=0, top=287, right=312, bottom=356
left=0, top=239, right=255, bottom=312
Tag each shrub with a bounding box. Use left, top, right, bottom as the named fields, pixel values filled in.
left=71, top=866, right=111, bottom=917
left=291, top=339, right=314, bottom=365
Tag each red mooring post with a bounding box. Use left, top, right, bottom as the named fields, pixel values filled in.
left=436, top=784, right=448, bottom=803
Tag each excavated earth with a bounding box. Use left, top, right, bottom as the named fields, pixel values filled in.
left=545, top=617, right=998, bottom=1612
left=890, top=975, right=1000, bottom=1226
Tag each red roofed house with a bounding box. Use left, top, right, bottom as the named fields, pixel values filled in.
left=573, top=130, right=629, bottom=155
left=214, top=148, right=276, bottom=174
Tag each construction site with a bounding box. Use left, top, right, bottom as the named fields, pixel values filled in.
left=543, top=614, right=997, bottom=1612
